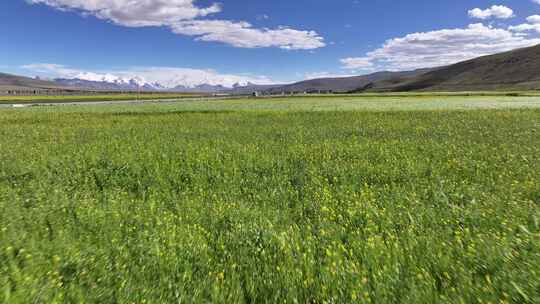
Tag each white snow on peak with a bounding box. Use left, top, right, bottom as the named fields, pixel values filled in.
left=22, top=64, right=276, bottom=89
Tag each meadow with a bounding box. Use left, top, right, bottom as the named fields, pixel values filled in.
left=0, top=96, right=539, bottom=303
left=2, top=91, right=540, bottom=104
left=0, top=93, right=201, bottom=103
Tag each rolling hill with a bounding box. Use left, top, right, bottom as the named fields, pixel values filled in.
left=264, top=70, right=432, bottom=94
left=0, top=73, right=72, bottom=92
left=358, top=43, right=540, bottom=92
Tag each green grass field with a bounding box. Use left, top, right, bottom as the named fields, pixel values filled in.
left=0, top=93, right=201, bottom=103
left=1, top=91, right=540, bottom=104
left=0, top=96, right=539, bottom=303
left=10, top=95, right=540, bottom=113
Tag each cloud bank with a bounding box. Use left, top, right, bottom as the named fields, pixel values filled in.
left=27, top=0, right=325, bottom=50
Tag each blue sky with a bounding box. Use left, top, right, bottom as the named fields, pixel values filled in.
left=2, top=0, right=540, bottom=87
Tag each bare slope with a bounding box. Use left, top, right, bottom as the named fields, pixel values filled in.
left=265, top=70, right=431, bottom=94
left=363, top=44, right=540, bottom=92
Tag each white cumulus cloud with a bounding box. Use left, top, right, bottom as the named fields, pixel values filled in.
left=27, top=0, right=221, bottom=26
left=171, top=20, right=325, bottom=50
left=339, top=57, right=374, bottom=70
left=341, top=24, right=540, bottom=70
left=509, top=15, right=540, bottom=34
left=21, top=63, right=278, bottom=88
left=26, top=0, right=325, bottom=50
left=527, top=15, right=540, bottom=24
left=303, top=72, right=357, bottom=80
left=468, top=5, right=514, bottom=19
left=509, top=23, right=540, bottom=33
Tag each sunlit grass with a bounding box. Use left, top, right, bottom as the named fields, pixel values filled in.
left=0, top=103, right=538, bottom=303
left=15, top=95, right=540, bottom=114
left=0, top=93, right=201, bottom=103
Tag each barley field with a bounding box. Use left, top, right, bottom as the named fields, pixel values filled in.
left=0, top=96, right=539, bottom=303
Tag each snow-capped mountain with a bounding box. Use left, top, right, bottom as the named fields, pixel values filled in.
left=55, top=72, right=166, bottom=91
left=55, top=78, right=160, bottom=91
left=53, top=76, right=266, bottom=93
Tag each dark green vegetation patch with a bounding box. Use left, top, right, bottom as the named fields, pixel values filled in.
left=0, top=108, right=539, bottom=303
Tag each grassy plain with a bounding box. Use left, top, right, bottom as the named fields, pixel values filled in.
left=1, top=91, right=540, bottom=104
left=0, top=96, right=539, bottom=303
left=0, top=93, right=201, bottom=103
left=10, top=94, right=540, bottom=113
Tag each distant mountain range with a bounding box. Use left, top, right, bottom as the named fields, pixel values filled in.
left=2, top=44, right=540, bottom=94
left=0, top=72, right=70, bottom=91
left=54, top=78, right=162, bottom=91
left=53, top=78, right=278, bottom=93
